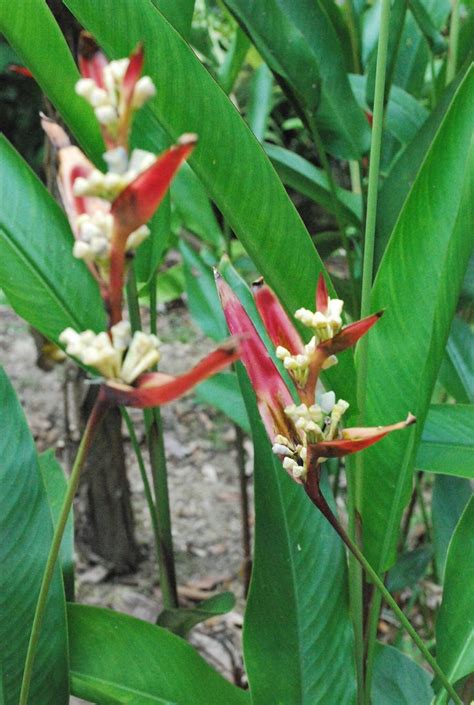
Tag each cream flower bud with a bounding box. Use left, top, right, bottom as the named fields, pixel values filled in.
left=95, top=105, right=118, bottom=125
left=274, top=434, right=291, bottom=446
left=126, top=225, right=150, bottom=252
left=319, top=391, right=336, bottom=414
left=276, top=345, right=290, bottom=360
left=90, top=87, right=109, bottom=107
left=75, top=78, right=95, bottom=98
left=322, top=355, right=338, bottom=370
left=120, top=332, right=161, bottom=384
left=109, top=58, right=129, bottom=81
left=132, top=76, right=157, bottom=108
left=73, top=241, right=92, bottom=260
left=111, top=320, right=132, bottom=351
left=103, top=147, right=129, bottom=174
left=72, top=177, right=91, bottom=197
left=272, top=443, right=293, bottom=457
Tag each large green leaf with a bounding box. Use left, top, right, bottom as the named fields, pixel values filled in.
left=224, top=0, right=370, bottom=159
left=238, top=369, right=356, bottom=705
left=0, top=368, right=68, bottom=705
left=63, top=0, right=357, bottom=405
left=0, top=137, right=105, bottom=341
left=359, top=67, right=474, bottom=571
left=436, top=497, right=474, bottom=698
left=150, top=0, right=195, bottom=39
left=39, top=450, right=75, bottom=601
left=432, top=475, right=472, bottom=581
left=416, top=404, right=474, bottom=478
left=0, top=0, right=103, bottom=163
left=196, top=372, right=250, bottom=433
left=371, top=643, right=433, bottom=705
left=68, top=603, right=249, bottom=705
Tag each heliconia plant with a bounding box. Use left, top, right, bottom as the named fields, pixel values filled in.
left=0, top=2, right=472, bottom=705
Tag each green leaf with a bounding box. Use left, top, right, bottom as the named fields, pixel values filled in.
left=349, top=74, right=429, bottom=149
left=150, top=0, right=195, bottom=39
left=172, top=166, right=224, bottom=250
left=359, top=67, right=474, bottom=571
left=392, top=0, right=450, bottom=97
left=264, top=143, right=362, bottom=227
left=157, top=592, right=236, bottom=638
left=432, top=475, right=472, bottom=581
left=195, top=372, right=250, bottom=433
left=436, top=497, right=474, bottom=695
left=386, top=546, right=433, bottom=592
left=371, top=643, right=434, bottom=705
left=407, top=0, right=447, bottom=55
left=39, top=450, right=75, bottom=601
left=0, top=0, right=103, bottom=162
left=0, top=368, right=68, bottom=705
left=438, top=317, right=474, bottom=403
left=375, top=64, right=470, bottom=266
left=153, top=264, right=185, bottom=304
left=224, top=0, right=370, bottom=159
left=64, top=0, right=357, bottom=406
left=416, top=404, right=474, bottom=478
left=0, top=137, right=106, bottom=341
left=247, top=63, right=273, bottom=142
left=135, top=196, right=171, bottom=289
left=68, top=603, right=249, bottom=705
left=238, top=368, right=356, bottom=705
left=180, top=242, right=228, bottom=341
left=217, top=25, right=250, bottom=94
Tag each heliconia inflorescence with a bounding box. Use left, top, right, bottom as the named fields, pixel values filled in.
left=45, top=35, right=241, bottom=409
left=216, top=270, right=415, bottom=484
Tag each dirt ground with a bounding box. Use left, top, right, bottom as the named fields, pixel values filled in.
left=0, top=303, right=251, bottom=701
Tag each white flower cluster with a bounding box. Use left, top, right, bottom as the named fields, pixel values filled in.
left=73, top=211, right=150, bottom=267
left=276, top=337, right=337, bottom=386
left=75, top=58, right=156, bottom=130
left=271, top=391, right=350, bottom=480
left=73, top=148, right=156, bottom=201
left=295, top=296, right=344, bottom=342
left=59, top=321, right=160, bottom=384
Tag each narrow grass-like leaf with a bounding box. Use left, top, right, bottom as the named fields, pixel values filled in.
left=0, top=137, right=105, bottom=341
left=68, top=604, right=249, bottom=705
left=0, top=369, right=68, bottom=705
left=416, top=404, right=474, bottom=478
left=359, top=67, right=474, bottom=571
left=238, top=369, right=356, bottom=705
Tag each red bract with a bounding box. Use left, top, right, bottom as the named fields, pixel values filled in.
left=217, top=269, right=415, bottom=485
left=108, top=134, right=197, bottom=325
left=102, top=338, right=241, bottom=408
left=78, top=32, right=108, bottom=88
left=215, top=272, right=298, bottom=446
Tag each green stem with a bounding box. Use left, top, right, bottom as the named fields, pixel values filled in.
left=305, top=477, right=462, bottom=705
left=353, top=3, right=392, bottom=701
left=364, top=590, right=382, bottom=705
left=19, top=397, right=107, bottom=705
left=446, top=0, right=460, bottom=85
left=414, top=472, right=432, bottom=543
left=309, top=117, right=359, bottom=315
left=126, top=266, right=178, bottom=608
left=343, top=0, right=362, bottom=73
left=121, top=407, right=161, bottom=566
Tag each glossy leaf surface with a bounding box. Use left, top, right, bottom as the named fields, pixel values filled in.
left=0, top=368, right=68, bottom=705
left=68, top=604, right=249, bottom=705
left=359, top=68, right=474, bottom=570
left=238, top=369, right=356, bottom=704
left=195, top=372, right=250, bottom=433
left=0, top=137, right=105, bottom=342
left=438, top=317, right=473, bottom=403
left=432, top=475, right=472, bottom=581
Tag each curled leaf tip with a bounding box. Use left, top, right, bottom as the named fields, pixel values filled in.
left=405, top=412, right=416, bottom=426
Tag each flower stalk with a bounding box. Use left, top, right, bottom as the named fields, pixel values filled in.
left=19, top=397, right=108, bottom=705
left=304, top=461, right=462, bottom=705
